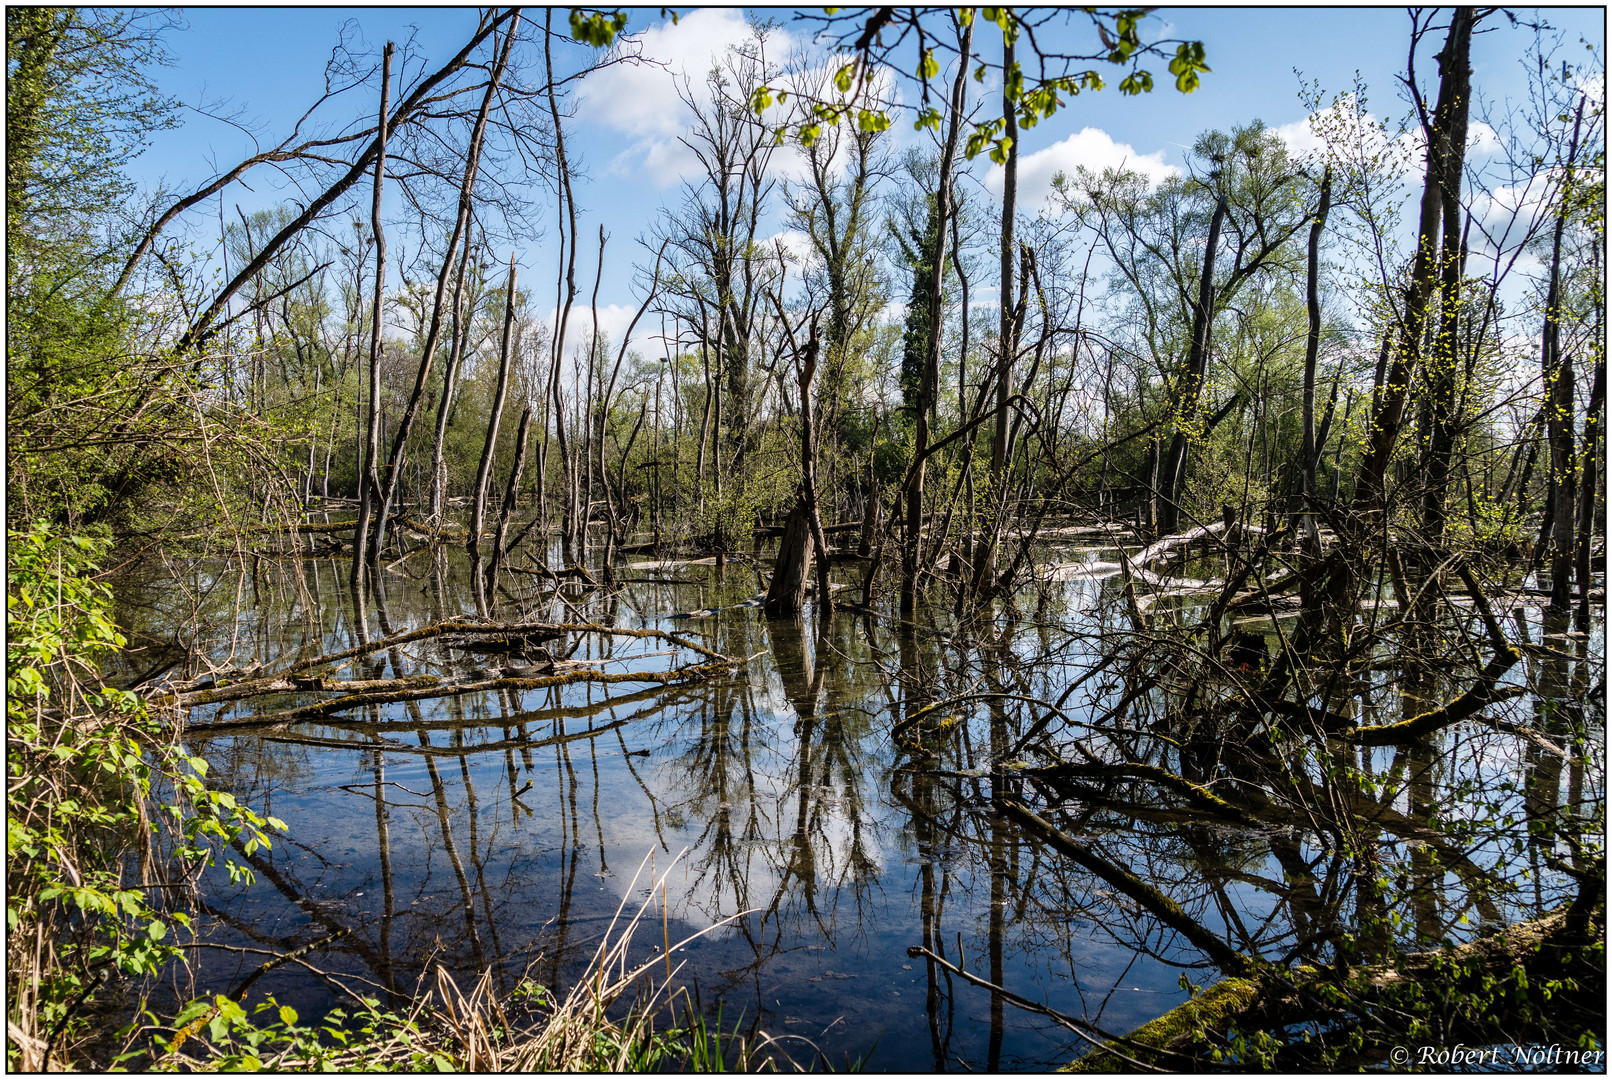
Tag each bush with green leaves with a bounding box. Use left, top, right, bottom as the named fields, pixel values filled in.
left=6, top=524, right=286, bottom=1069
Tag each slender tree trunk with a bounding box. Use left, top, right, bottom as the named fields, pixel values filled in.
left=1352, top=9, right=1474, bottom=520
left=902, top=14, right=973, bottom=613
left=429, top=222, right=478, bottom=524
left=305, top=363, right=321, bottom=505
left=1420, top=43, right=1476, bottom=543
left=468, top=258, right=519, bottom=561
left=1301, top=167, right=1333, bottom=502
left=1575, top=352, right=1604, bottom=629
left=544, top=9, right=580, bottom=563
left=969, top=24, right=1018, bottom=596
left=351, top=41, right=393, bottom=584
left=1156, top=194, right=1227, bottom=537
left=1544, top=99, right=1587, bottom=613
left=489, top=406, right=532, bottom=582
left=373, top=23, right=514, bottom=559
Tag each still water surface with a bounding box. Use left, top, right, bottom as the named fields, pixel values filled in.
left=114, top=538, right=1599, bottom=1070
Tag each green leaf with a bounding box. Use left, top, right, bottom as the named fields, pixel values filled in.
left=569, top=10, right=629, bottom=49
left=279, top=1004, right=299, bottom=1027
left=834, top=63, right=855, bottom=94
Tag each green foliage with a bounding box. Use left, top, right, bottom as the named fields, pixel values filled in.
left=6, top=8, right=176, bottom=276
left=6, top=8, right=293, bottom=536
left=749, top=9, right=1209, bottom=161
left=568, top=9, right=629, bottom=49
left=6, top=525, right=286, bottom=1068
left=127, top=993, right=452, bottom=1072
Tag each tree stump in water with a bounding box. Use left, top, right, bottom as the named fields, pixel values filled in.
left=857, top=479, right=880, bottom=558
left=765, top=500, right=814, bottom=613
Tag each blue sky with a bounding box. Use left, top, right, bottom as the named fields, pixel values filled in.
left=131, top=6, right=1605, bottom=351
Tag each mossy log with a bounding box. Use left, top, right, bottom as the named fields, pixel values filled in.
left=153, top=618, right=736, bottom=710
left=1024, top=760, right=1261, bottom=828
left=1062, top=977, right=1261, bottom=1072
left=1066, top=897, right=1603, bottom=1072
left=184, top=658, right=736, bottom=733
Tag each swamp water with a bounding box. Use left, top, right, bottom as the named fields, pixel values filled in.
left=113, top=537, right=1604, bottom=1071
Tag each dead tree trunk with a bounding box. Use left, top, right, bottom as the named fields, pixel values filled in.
left=1156, top=194, right=1226, bottom=537
left=488, top=406, right=532, bottom=584
left=901, top=14, right=973, bottom=613
left=767, top=310, right=832, bottom=618
left=766, top=501, right=815, bottom=614
left=350, top=41, right=393, bottom=585
left=858, top=468, right=880, bottom=558
left=468, top=257, right=519, bottom=562
left=428, top=222, right=478, bottom=525
left=372, top=21, right=515, bottom=559
left=543, top=9, right=580, bottom=564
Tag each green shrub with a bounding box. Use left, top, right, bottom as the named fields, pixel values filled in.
left=6, top=524, right=285, bottom=1069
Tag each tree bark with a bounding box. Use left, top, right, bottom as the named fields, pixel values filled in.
left=901, top=13, right=972, bottom=613
left=468, top=258, right=519, bottom=561
left=1156, top=195, right=1227, bottom=537
left=765, top=501, right=815, bottom=614
left=1301, top=167, right=1332, bottom=502
left=350, top=41, right=392, bottom=584
left=1352, top=9, right=1475, bottom=519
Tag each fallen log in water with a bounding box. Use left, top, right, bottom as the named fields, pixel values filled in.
left=1067, top=893, right=1604, bottom=1071
left=1134, top=518, right=1267, bottom=568
left=183, top=657, right=738, bottom=734
left=154, top=618, right=738, bottom=709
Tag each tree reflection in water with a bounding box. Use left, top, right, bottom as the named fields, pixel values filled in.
left=108, top=544, right=1601, bottom=1070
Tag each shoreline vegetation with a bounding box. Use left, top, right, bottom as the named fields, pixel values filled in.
left=8, top=4, right=1604, bottom=1072
left=3, top=530, right=799, bottom=1071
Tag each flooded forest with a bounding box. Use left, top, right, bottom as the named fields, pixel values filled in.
left=7, top=6, right=1606, bottom=1072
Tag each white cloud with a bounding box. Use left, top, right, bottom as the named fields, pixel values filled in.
left=544, top=302, right=644, bottom=360
left=1466, top=172, right=1558, bottom=264
left=985, top=127, right=1179, bottom=211
left=759, top=228, right=812, bottom=266
left=1467, top=120, right=1502, bottom=156
left=576, top=10, right=791, bottom=189
left=1274, top=94, right=1500, bottom=179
